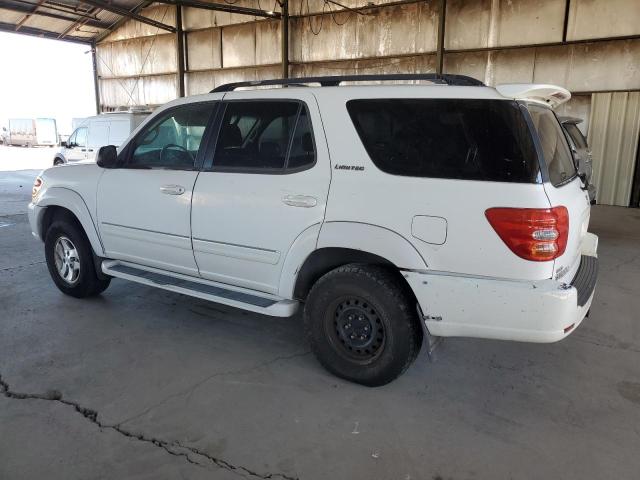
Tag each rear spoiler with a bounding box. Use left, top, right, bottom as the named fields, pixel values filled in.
left=495, top=84, right=571, bottom=108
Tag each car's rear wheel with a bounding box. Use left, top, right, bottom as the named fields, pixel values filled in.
left=304, top=264, right=422, bottom=386
left=44, top=216, right=110, bottom=298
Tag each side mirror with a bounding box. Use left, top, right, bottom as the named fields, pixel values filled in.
left=96, top=145, right=118, bottom=168
left=60, top=140, right=68, bottom=148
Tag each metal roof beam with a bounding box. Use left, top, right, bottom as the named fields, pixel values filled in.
left=79, top=0, right=176, bottom=32
left=0, top=2, right=110, bottom=29
left=15, top=0, right=45, bottom=31
left=155, top=0, right=281, bottom=19
left=0, top=20, right=92, bottom=43
left=94, top=0, right=152, bottom=43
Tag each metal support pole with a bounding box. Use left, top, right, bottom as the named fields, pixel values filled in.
left=176, top=5, right=185, bottom=97
left=91, top=43, right=101, bottom=114
left=436, top=0, right=446, bottom=74
left=562, top=0, right=570, bottom=43
left=281, top=0, right=289, bottom=78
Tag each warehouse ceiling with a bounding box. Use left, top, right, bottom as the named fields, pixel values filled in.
left=0, top=0, right=155, bottom=43
left=0, top=0, right=280, bottom=44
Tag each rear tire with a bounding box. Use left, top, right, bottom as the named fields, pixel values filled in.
left=304, top=264, right=422, bottom=387
left=44, top=217, right=110, bottom=298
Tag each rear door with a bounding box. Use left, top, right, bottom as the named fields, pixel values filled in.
left=527, top=104, right=591, bottom=281
left=191, top=91, right=330, bottom=294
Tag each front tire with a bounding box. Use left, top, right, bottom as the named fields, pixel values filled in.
left=45, top=217, right=110, bottom=298
left=304, top=264, right=422, bottom=387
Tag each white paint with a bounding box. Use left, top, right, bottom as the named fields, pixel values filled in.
left=495, top=83, right=571, bottom=108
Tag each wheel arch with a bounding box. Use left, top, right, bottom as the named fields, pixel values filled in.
left=284, top=221, right=429, bottom=301
left=37, top=187, right=104, bottom=256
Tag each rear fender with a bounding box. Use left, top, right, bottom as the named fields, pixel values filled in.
left=317, top=221, right=428, bottom=270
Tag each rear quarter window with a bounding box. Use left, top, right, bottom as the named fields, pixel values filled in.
left=528, top=105, right=577, bottom=186
left=564, top=123, right=588, bottom=149
left=346, top=99, right=540, bottom=183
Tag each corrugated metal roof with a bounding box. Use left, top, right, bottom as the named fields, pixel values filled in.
left=0, top=0, right=152, bottom=44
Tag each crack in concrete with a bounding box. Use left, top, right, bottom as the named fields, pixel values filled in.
left=117, top=350, right=312, bottom=427
left=0, top=375, right=299, bottom=480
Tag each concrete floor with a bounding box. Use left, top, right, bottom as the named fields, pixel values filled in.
left=1, top=163, right=640, bottom=480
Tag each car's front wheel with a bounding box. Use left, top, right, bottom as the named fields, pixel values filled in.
left=304, top=264, right=422, bottom=386
left=44, top=216, right=110, bottom=298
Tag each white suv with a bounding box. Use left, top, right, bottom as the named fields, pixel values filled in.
left=28, top=74, right=598, bottom=386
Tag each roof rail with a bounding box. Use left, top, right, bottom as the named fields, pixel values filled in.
left=210, top=73, right=485, bottom=92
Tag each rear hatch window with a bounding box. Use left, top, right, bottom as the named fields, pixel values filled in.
left=346, top=99, right=540, bottom=183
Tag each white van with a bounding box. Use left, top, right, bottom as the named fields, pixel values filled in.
left=54, top=112, right=149, bottom=165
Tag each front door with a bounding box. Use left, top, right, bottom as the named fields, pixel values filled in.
left=65, top=126, right=88, bottom=163
left=97, top=101, right=217, bottom=276
left=191, top=93, right=331, bottom=294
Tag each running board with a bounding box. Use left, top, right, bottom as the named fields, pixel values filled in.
left=102, top=260, right=299, bottom=317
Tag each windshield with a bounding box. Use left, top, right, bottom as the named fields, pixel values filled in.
left=527, top=105, right=577, bottom=186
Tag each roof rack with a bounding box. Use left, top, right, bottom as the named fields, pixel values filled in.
left=210, top=73, right=485, bottom=93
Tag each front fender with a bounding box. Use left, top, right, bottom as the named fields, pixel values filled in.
left=35, top=186, right=104, bottom=256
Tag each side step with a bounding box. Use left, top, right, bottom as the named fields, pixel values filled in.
left=102, top=260, right=299, bottom=317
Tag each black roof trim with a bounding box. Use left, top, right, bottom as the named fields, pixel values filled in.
left=210, top=73, right=485, bottom=93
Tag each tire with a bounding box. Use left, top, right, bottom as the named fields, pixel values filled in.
left=53, top=158, right=64, bottom=166
left=304, top=264, right=422, bottom=387
left=44, top=217, right=110, bottom=298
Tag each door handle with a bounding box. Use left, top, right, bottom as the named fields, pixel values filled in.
left=160, top=184, right=186, bottom=195
left=282, top=194, right=317, bottom=208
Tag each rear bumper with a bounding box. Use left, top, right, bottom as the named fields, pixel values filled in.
left=405, top=233, right=598, bottom=343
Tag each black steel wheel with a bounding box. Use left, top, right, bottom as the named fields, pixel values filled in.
left=327, top=296, right=386, bottom=363
left=305, top=264, right=422, bottom=386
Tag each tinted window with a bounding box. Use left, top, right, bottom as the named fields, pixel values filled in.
left=564, top=123, right=588, bottom=149
left=128, top=103, right=214, bottom=169
left=528, top=106, right=577, bottom=186
left=347, top=99, right=540, bottom=183
left=213, top=101, right=315, bottom=171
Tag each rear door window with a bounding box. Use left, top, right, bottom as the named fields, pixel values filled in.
left=528, top=105, right=577, bottom=186
left=212, top=101, right=316, bottom=172
left=346, top=99, right=540, bottom=183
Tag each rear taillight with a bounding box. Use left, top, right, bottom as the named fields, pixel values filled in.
left=485, top=207, right=569, bottom=262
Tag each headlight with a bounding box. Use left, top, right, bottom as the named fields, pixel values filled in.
left=32, top=177, right=43, bottom=202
